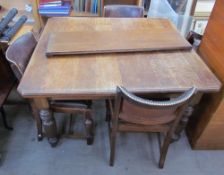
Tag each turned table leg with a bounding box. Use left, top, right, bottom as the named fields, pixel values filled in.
left=33, top=98, right=58, bottom=147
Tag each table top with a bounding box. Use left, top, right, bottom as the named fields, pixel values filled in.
left=17, top=17, right=221, bottom=99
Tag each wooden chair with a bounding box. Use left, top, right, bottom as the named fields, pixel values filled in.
left=108, top=86, right=196, bottom=168
left=5, top=32, right=94, bottom=145
left=103, top=5, right=144, bottom=17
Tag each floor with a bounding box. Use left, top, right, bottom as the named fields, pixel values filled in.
left=1, top=94, right=224, bottom=175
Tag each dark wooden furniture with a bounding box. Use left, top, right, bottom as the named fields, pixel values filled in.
left=186, top=0, right=224, bottom=149
left=0, top=48, right=14, bottom=166
left=108, top=86, right=196, bottom=168
left=103, top=5, right=144, bottom=18
left=0, top=50, right=14, bottom=130
left=17, top=17, right=221, bottom=147
left=6, top=32, right=94, bottom=146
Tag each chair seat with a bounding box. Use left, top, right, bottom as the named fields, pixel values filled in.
left=50, top=100, right=92, bottom=114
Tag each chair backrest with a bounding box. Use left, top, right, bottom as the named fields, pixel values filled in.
left=104, top=5, right=144, bottom=18
left=115, top=86, right=196, bottom=125
left=5, top=32, right=37, bottom=81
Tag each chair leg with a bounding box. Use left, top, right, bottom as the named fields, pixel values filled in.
left=159, top=132, right=173, bottom=169
left=30, top=101, right=43, bottom=141
left=105, top=100, right=111, bottom=122
left=85, top=111, right=94, bottom=145
left=109, top=127, right=117, bottom=166
left=0, top=106, right=13, bottom=130
left=68, top=114, right=73, bottom=134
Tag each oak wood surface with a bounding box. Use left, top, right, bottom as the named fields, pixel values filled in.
left=46, top=26, right=192, bottom=56
left=17, top=17, right=221, bottom=99
left=186, top=0, right=224, bottom=149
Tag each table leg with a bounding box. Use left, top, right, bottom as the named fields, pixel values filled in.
left=29, top=100, right=43, bottom=141
left=33, top=98, right=58, bottom=147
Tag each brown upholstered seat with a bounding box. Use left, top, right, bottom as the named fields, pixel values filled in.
left=103, top=5, right=144, bottom=18
left=108, top=86, right=196, bottom=168
left=5, top=32, right=94, bottom=145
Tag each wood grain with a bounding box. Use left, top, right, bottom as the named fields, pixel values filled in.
left=187, top=0, right=224, bottom=149
left=17, top=17, right=221, bottom=99
left=46, top=28, right=192, bottom=56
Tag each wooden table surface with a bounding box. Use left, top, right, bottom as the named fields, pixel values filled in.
left=46, top=26, right=191, bottom=56
left=18, top=17, right=221, bottom=100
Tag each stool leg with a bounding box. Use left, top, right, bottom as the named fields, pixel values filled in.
left=0, top=106, right=13, bottom=130
left=85, top=111, right=94, bottom=145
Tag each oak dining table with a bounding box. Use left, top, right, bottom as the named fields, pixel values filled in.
left=17, top=17, right=221, bottom=147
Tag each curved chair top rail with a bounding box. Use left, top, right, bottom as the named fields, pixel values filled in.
left=117, top=86, right=196, bottom=108
left=103, top=5, right=144, bottom=18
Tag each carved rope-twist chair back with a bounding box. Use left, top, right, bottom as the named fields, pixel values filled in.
left=104, top=5, right=144, bottom=18
left=110, top=86, right=196, bottom=168
left=5, top=32, right=37, bottom=81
